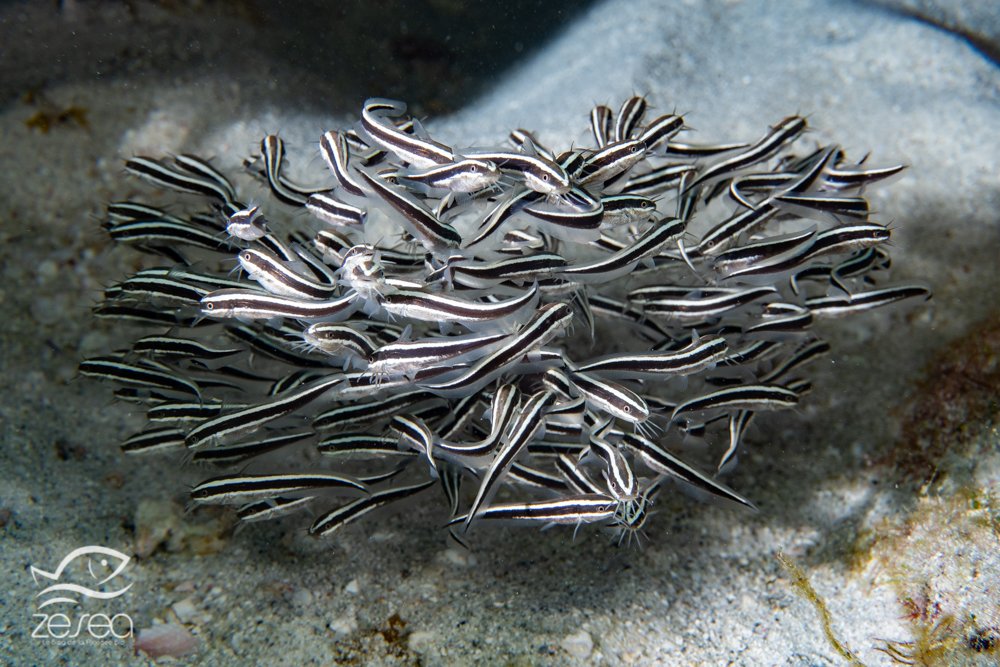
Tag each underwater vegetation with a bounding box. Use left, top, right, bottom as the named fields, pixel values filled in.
left=80, top=97, right=929, bottom=544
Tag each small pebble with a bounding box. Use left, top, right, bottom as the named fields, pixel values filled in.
left=78, top=330, right=110, bottom=358
left=560, top=629, right=594, bottom=660
left=174, top=580, right=196, bottom=594
left=344, top=579, right=360, bottom=595
left=36, top=259, right=59, bottom=283
left=291, top=588, right=313, bottom=606
left=328, top=613, right=357, bottom=637
left=408, top=630, right=436, bottom=654
left=133, top=499, right=182, bottom=558
left=171, top=597, right=197, bottom=624
left=135, top=623, right=199, bottom=659
left=441, top=548, right=476, bottom=567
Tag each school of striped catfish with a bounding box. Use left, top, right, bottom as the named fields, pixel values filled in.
left=81, top=97, right=929, bottom=544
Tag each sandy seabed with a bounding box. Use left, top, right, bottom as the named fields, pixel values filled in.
left=2, top=1, right=999, bottom=665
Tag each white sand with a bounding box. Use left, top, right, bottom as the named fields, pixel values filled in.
left=2, top=1, right=998, bottom=665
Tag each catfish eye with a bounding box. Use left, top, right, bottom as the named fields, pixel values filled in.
left=622, top=405, right=631, bottom=414
left=541, top=174, right=550, bottom=181
left=470, top=165, right=479, bottom=172
left=205, top=302, right=214, bottom=310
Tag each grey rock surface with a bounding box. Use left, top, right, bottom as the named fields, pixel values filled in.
left=1, top=1, right=998, bottom=665
left=873, top=0, right=1000, bottom=62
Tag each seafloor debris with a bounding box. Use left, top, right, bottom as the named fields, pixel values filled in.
left=81, top=97, right=929, bottom=542
left=22, top=90, right=89, bottom=133
left=134, top=622, right=200, bottom=659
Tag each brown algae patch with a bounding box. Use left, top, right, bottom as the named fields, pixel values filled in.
left=777, top=551, right=865, bottom=666
left=850, top=309, right=1000, bottom=665
left=133, top=498, right=232, bottom=558
left=888, top=313, right=1000, bottom=488
left=785, top=313, right=1000, bottom=665
left=329, top=612, right=420, bottom=666
left=780, top=487, right=999, bottom=666
left=868, top=490, right=1000, bottom=666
